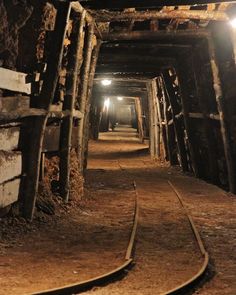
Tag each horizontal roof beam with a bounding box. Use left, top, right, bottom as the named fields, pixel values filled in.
left=102, top=30, right=209, bottom=41
left=92, top=9, right=228, bottom=22
left=80, top=0, right=236, bottom=9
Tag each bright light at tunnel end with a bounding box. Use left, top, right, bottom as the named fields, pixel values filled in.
left=104, top=98, right=110, bottom=108
left=101, top=79, right=112, bottom=86
left=230, top=18, right=236, bottom=28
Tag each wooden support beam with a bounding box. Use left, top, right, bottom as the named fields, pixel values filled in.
left=59, top=11, right=86, bottom=202
left=0, top=108, right=82, bottom=122
left=98, top=55, right=176, bottom=64
left=135, top=98, right=144, bottom=142
left=80, top=0, right=236, bottom=10
left=0, top=68, right=31, bottom=94
left=82, top=39, right=102, bottom=170
left=176, top=63, right=201, bottom=177
left=191, top=49, right=219, bottom=183
left=157, top=77, right=178, bottom=165
left=147, top=80, right=160, bottom=158
left=208, top=32, right=236, bottom=193
left=155, top=79, right=168, bottom=160
left=71, top=1, right=102, bottom=38
left=103, top=29, right=209, bottom=41
left=92, top=9, right=228, bottom=22
left=162, top=71, right=189, bottom=171
left=23, top=2, right=71, bottom=220
left=77, top=22, right=95, bottom=172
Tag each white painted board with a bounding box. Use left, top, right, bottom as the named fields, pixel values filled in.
left=0, top=178, right=20, bottom=208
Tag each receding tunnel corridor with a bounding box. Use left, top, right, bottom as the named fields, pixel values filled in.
left=1, top=1, right=236, bottom=294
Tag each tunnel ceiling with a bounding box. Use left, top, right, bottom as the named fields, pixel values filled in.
left=90, top=0, right=236, bottom=98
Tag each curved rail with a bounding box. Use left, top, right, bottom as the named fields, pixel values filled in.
left=30, top=178, right=209, bottom=295
left=162, top=181, right=209, bottom=295
left=30, top=181, right=139, bottom=295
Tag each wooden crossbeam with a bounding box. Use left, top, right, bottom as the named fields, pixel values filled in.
left=0, top=67, right=31, bottom=94
left=103, top=30, right=209, bottom=41
left=91, top=9, right=228, bottom=22
left=80, top=0, right=236, bottom=10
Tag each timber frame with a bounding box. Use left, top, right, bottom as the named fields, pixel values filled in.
left=1, top=0, right=236, bottom=220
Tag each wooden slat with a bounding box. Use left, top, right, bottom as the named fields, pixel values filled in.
left=43, top=126, right=78, bottom=152
left=0, top=151, right=22, bottom=184
left=0, top=108, right=83, bottom=122
left=0, top=68, right=31, bottom=94
left=0, top=126, right=20, bottom=151
left=92, top=9, right=228, bottom=22
left=0, top=96, right=30, bottom=112
left=79, top=0, right=236, bottom=9
left=0, top=178, right=20, bottom=208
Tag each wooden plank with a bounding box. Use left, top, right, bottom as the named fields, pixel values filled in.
left=82, top=38, right=102, bottom=170
left=103, top=30, right=209, bottom=41
left=23, top=2, right=71, bottom=220
left=0, top=151, right=22, bottom=184
left=0, top=108, right=83, bottom=122
left=0, top=68, right=31, bottom=94
left=162, top=71, right=189, bottom=171
left=0, top=126, right=20, bottom=151
left=0, top=96, right=30, bottom=112
left=43, top=126, right=78, bottom=152
left=59, top=11, right=86, bottom=201
left=80, top=0, right=235, bottom=9
left=92, top=9, right=228, bottom=22
left=0, top=178, right=20, bottom=208
left=77, top=22, right=95, bottom=172
left=208, top=33, right=236, bottom=193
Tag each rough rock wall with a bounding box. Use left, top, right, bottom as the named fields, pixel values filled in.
left=0, top=0, right=33, bottom=70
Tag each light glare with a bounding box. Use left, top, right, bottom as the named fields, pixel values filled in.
left=104, top=98, right=110, bottom=108
left=230, top=18, right=236, bottom=28
left=101, top=79, right=112, bottom=86
left=117, top=96, right=123, bottom=101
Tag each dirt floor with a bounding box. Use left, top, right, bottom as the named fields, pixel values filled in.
left=0, top=126, right=236, bottom=294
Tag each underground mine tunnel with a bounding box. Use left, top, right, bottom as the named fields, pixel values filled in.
left=0, top=0, right=236, bottom=294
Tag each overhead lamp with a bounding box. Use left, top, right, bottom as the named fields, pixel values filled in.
left=117, top=96, right=123, bottom=101
left=230, top=18, right=236, bottom=28
left=101, top=79, right=112, bottom=86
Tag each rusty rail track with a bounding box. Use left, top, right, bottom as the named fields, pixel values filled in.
left=29, top=177, right=209, bottom=295
left=30, top=181, right=138, bottom=295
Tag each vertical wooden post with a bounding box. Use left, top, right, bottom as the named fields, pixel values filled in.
left=147, top=80, right=159, bottom=158
left=134, top=97, right=144, bottom=142
left=23, top=3, right=71, bottom=219
left=156, top=77, right=170, bottom=161
left=176, top=63, right=201, bottom=177
left=208, top=35, right=236, bottom=193
left=191, top=47, right=219, bottom=183
left=59, top=11, right=86, bottom=201
left=162, top=70, right=189, bottom=171
left=82, top=39, right=102, bottom=170
left=77, top=22, right=95, bottom=172
left=158, top=77, right=178, bottom=165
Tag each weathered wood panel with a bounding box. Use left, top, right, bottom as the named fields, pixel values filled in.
left=43, top=126, right=78, bottom=152
left=0, top=151, right=22, bottom=184
left=0, top=96, right=30, bottom=112
left=0, top=126, right=20, bottom=151
left=0, top=68, right=31, bottom=94
left=0, top=178, right=20, bottom=208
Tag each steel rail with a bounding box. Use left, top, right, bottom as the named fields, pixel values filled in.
left=29, top=179, right=139, bottom=295
left=27, top=176, right=208, bottom=295
left=163, top=181, right=209, bottom=295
